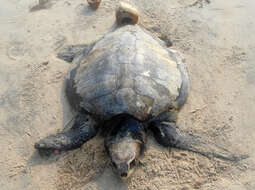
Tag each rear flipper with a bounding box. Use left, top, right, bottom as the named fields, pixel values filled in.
left=149, top=121, right=248, bottom=162
left=58, top=44, right=90, bottom=63
left=34, top=113, right=98, bottom=156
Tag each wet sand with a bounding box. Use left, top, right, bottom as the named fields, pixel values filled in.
left=0, top=0, right=255, bottom=189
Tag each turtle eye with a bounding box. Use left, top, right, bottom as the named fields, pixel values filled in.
left=130, top=159, right=136, bottom=168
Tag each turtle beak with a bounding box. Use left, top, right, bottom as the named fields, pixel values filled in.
left=112, top=159, right=136, bottom=181
left=118, top=163, right=129, bottom=180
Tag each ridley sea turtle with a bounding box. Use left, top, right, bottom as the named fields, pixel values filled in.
left=35, top=25, right=247, bottom=180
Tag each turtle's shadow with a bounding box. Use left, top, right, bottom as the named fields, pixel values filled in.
left=91, top=168, right=129, bottom=190
left=60, top=78, right=76, bottom=131
left=26, top=78, right=74, bottom=167
left=27, top=149, right=63, bottom=167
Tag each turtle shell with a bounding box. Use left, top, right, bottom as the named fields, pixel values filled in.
left=65, top=25, right=189, bottom=121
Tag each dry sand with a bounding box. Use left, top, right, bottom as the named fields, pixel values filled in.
left=0, top=0, right=255, bottom=189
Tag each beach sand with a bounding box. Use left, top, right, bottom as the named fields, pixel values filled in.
left=0, top=0, right=254, bottom=189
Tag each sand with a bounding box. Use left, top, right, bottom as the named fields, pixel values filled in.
left=0, top=0, right=255, bottom=189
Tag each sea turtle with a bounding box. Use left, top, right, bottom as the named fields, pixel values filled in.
left=35, top=25, right=247, bottom=180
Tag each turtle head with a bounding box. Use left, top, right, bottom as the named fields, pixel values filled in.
left=109, top=137, right=142, bottom=180
left=105, top=115, right=146, bottom=180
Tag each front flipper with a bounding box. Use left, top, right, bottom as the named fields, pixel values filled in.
left=58, top=44, right=90, bottom=63
left=150, top=122, right=248, bottom=162
left=34, top=113, right=98, bottom=156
